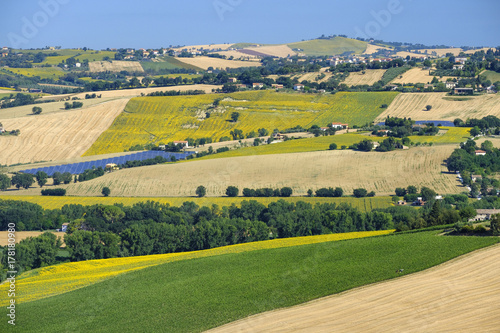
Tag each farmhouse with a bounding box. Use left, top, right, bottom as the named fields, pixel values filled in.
left=469, top=209, right=500, bottom=222
left=228, top=77, right=238, bottom=83
left=446, top=81, right=457, bottom=89
left=320, top=127, right=330, bottom=131
left=253, top=83, right=264, bottom=89
left=236, top=84, right=248, bottom=89
left=455, top=57, right=468, bottom=64
left=294, top=84, right=305, bottom=91
left=272, top=84, right=284, bottom=89
left=453, top=64, right=464, bottom=70
left=475, top=150, right=487, bottom=156
left=0, top=126, right=5, bottom=133
left=173, top=141, right=189, bottom=148
left=454, top=87, right=473, bottom=95
left=105, top=163, right=119, bottom=171
left=414, top=197, right=425, bottom=206
left=331, top=122, right=349, bottom=130
left=471, top=175, right=482, bottom=182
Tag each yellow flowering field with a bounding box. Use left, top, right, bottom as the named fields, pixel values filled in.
left=408, top=127, right=470, bottom=144
left=84, top=90, right=398, bottom=156
left=0, top=196, right=394, bottom=212
left=0, top=230, right=394, bottom=306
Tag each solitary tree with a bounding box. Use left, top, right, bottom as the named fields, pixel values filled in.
left=35, top=171, right=48, bottom=187
left=329, top=143, right=337, bottom=150
left=353, top=188, right=368, bottom=198
left=102, top=187, right=111, bottom=197
left=230, top=112, right=240, bottom=122
left=196, top=185, right=206, bottom=197
left=425, top=105, right=432, bottom=111
left=32, top=106, right=42, bottom=115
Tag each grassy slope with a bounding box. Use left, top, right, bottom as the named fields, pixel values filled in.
left=0, top=196, right=393, bottom=212
left=84, top=91, right=398, bottom=156
left=481, top=70, right=500, bottom=83
left=141, top=57, right=203, bottom=71
left=288, top=37, right=367, bottom=56
left=4, top=67, right=66, bottom=79
left=9, top=232, right=498, bottom=333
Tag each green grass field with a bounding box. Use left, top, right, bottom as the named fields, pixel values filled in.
left=141, top=57, right=202, bottom=71
left=0, top=196, right=393, bottom=212
left=200, top=133, right=384, bottom=159
left=84, top=90, right=398, bottom=155
left=481, top=70, right=500, bottom=83
left=7, top=231, right=498, bottom=333
left=287, top=37, right=368, bottom=56
left=5, top=67, right=66, bottom=79
left=38, top=50, right=116, bottom=65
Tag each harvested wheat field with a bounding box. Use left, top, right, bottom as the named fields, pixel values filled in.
left=0, top=231, right=63, bottom=246
left=70, top=84, right=220, bottom=99
left=175, top=56, right=261, bottom=70
left=343, top=69, right=386, bottom=86
left=395, top=51, right=429, bottom=59
left=173, top=43, right=233, bottom=51
left=363, top=44, right=392, bottom=55
left=207, top=243, right=500, bottom=333
left=63, top=145, right=460, bottom=197
left=0, top=99, right=129, bottom=165
left=216, top=50, right=260, bottom=60
left=297, top=71, right=332, bottom=83
left=420, top=48, right=463, bottom=57
left=376, top=92, right=500, bottom=122
left=465, top=47, right=496, bottom=54
left=89, top=60, right=144, bottom=73
left=244, top=45, right=297, bottom=58
left=390, top=67, right=454, bottom=84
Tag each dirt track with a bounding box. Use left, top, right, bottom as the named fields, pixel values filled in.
left=207, top=243, right=500, bottom=333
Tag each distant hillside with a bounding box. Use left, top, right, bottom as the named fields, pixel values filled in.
left=288, top=37, right=368, bottom=56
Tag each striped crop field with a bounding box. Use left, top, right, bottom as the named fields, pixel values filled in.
left=0, top=196, right=394, bottom=212
left=408, top=127, right=470, bottom=144
left=6, top=67, right=66, bottom=79
left=0, top=230, right=394, bottom=306
left=39, top=50, right=116, bottom=65
left=84, top=90, right=399, bottom=156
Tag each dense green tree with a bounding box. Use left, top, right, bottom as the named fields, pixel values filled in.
left=329, top=143, right=337, bottom=150
left=0, top=174, right=10, bottom=191
left=258, top=128, right=269, bottom=137
left=226, top=186, right=239, bottom=197
left=421, top=187, right=437, bottom=202
left=395, top=187, right=407, bottom=196
left=52, top=172, right=62, bottom=186
left=491, top=214, right=500, bottom=235
left=196, top=185, right=206, bottom=197
left=11, top=173, right=34, bottom=190
left=230, top=112, right=240, bottom=122
left=353, top=188, right=368, bottom=198
left=62, top=172, right=73, bottom=184
left=102, top=187, right=111, bottom=197
left=35, top=171, right=48, bottom=188
left=32, top=106, right=42, bottom=115
left=280, top=187, right=293, bottom=197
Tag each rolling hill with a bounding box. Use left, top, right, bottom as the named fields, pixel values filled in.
left=288, top=37, right=368, bottom=56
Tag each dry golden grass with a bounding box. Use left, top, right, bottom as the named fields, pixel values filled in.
left=395, top=51, right=429, bottom=59
left=390, top=67, right=454, bottom=84
left=420, top=48, right=463, bottom=57
left=216, top=50, right=260, bottom=60
left=175, top=56, right=262, bottom=70
left=297, top=71, right=332, bottom=83
left=207, top=244, right=500, bottom=333
left=70, top=84, right=220, bottom=99
left=376, top=92, right=500, bottom=122
left=0, top=99, right=129, bottom=165
left=343, top=69, right=386, bottom=86
left=464, top=47, right=496, bottom=54
left=0, top=231, right=63, bottom=246
left=88, top=61, right=144, bottom=73
left=244, top=45, right=297, bottom=58
left=363, top=44, right=392, bottom=55
left=62, top=145, right=461, bottom=197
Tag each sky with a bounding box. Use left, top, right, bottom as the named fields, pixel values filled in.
left=0, top=0, right=499, bottom=50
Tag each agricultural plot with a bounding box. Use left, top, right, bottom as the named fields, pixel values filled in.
left=390, top=67, right=454, bottom=84
left=376, top=92, right=500, bottom=122
left=242, top=45, right=297, bottom=58
left=0, top=231, right=62, bottom=246
left=0, top=98, right=129, bottom=165
left=210, top=243, right=500, bottom=333
left=0, top=196, right=393, bottom=212
left=481, top=70, right=500, bottom=83
left=343, top=69, right=386, bottom=86
left=141, top=57, right=203, bottom=71
left=363, top=44, right=392, bottom=55
left=70, top=145, right=460, bottom=197
left=5, top=67, right=66, bottom=79
left=6, top=232, right=497, bottom=333
left=174, top=56, right=261, bottom=70
left=88, top=61, right=144, bottom=73
left=287, top=37, right=367, bottom=56
left=0, top=230, right=393, bottom=307
left=84, top=91, right=399, bottom=156
left=408, top=127, right=471, bottom=144
left=296, top=70, right=333, bottom=83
